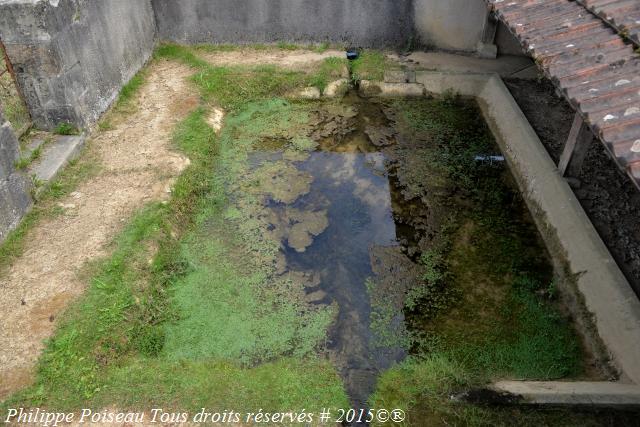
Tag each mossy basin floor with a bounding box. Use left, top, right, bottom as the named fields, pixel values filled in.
left=221, top=91, right=588, bottom=414
left=3, top=47, right=618, bottom=426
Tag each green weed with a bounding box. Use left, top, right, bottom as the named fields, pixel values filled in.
left=350, top=51, right=387, bottom=82
left=14, top=137, right=49, bottom=170
left=314, top=42, right=331, bottom=53
left=54, top=122, right=79, bottom=136
left=276, top=41, right=300, bottom=50
left=309, top=57, right=348, bottom=91
left=114, top=70, right=146, bottom=110
left=154, top=43, right=212, bottom=68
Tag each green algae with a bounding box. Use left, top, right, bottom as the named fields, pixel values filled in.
left=248, top=160, right=314, bottom=204
left=163, top=99, right=338, bottom=364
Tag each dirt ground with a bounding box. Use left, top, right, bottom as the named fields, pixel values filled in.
left=0, top=60, right=196, bottom=399
left=197, top=48, right=346, bottom=71
left=505, top=78, right=640, bottom=297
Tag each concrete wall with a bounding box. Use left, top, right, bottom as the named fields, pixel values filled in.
left=413, top=0, right=488, bottom=52
left=495, top=22, right=525, bottom=56
left=152, top=0, right=414, bottom=48
left=0, top=109, right=31, bottom=242
left=0, top=0, right=524, bottom=132
left=0, top=0, right=156, bottom=129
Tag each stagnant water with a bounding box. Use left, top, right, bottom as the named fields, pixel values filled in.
left=249, top=165, right=400, bottom=408
left=284, top=151, right=403, bottom=408
left=248, top=92, right=554, bottom=416
left=246, top=93, right=415, bottom=411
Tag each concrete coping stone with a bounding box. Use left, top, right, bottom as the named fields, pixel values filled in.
left=358, top=80, right=426, bottom=97
left=28, top=134, right=86, bottom=183
left=492, top=381, right=640, bottom=407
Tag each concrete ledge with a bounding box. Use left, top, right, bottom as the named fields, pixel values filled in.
left=28, top=135, right=86, bottom=183
left=479, top=75, right=640, bottom=386
left=394, top=52, right=538, bottom=78
left=359, top=80, right=426, bottom=97
left=415, top=71, right=640, bottom=387
left=415, top=71, right=490, bottom=97
left=492, top=381, right=640, bottom=407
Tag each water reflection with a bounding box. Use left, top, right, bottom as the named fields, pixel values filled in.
left=271, top=152, right=404, bottom=409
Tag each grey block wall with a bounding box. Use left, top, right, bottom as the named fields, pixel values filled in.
left=0, top=0, right=156, bottom=129
left=0, top=0, right=516, bottom=132
left=0, top=110, right=31, bottom=243
left=152, top=0, right=415, bottom=48
left=413, top=0, right=488, bottom=52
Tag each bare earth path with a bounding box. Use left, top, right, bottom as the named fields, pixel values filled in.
left=198, top=49, right=345, bottom=71
left=0, top=60, right=196, bottom=400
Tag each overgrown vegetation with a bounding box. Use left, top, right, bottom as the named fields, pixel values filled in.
left=0, top=148, right=100, bottom=273
left=115, top=70, right=147, bottom=110
left=53, top=122, right=79, bottom=136
left=350, top=50, right=400, bottom=83
left=2, top=51, right=348, bottom=413
left=14, top=140, right=45, bottom=170
left=369, top=97, right=585, bottom=424
left=309, top=57, right=347, bottom=91
left=155, top=43, right=347, bottom=107
left=97, top=68, right=149, bottom=131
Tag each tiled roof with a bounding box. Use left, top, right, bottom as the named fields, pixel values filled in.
left=487, top=0, right=640, bottom=188
left=577, top=0, right=640, bottom=47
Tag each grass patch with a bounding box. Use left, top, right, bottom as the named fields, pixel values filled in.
left=313, top=42, right=331, bottom=53
left=350, top=50, right=392, bottom=82
left=0, top=147, right=100, bottom=273
left=14, top=147, right=39, bottom=170
left=154, top=43, right=213, bottom=69
left=156, top=44, right=308, bottom=110
left=14, top=135, right=52, bottom=170
left=96, top=69, right=149, bottom=131
left=309, top=57, right=348, bottom=91
left=193, top=65, right=308, bottom=110
left=53, top=122, right=79, bottom=136
left=276, top=41, right=301, bottom=50
left=114, top=70, right=146, bottom=111
left=2, top=64, right=347, bottom=413
left=156, top=43, right=348, bottom=107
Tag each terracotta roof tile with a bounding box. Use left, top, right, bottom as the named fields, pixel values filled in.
left=487, top=0, right=640, bottom=189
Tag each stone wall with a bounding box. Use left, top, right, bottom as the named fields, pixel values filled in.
left=0, top=109, right=31, bottom=242
left=152, top=0, right=415, bottom=48
left=0, top=0, right=156, bottom=129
